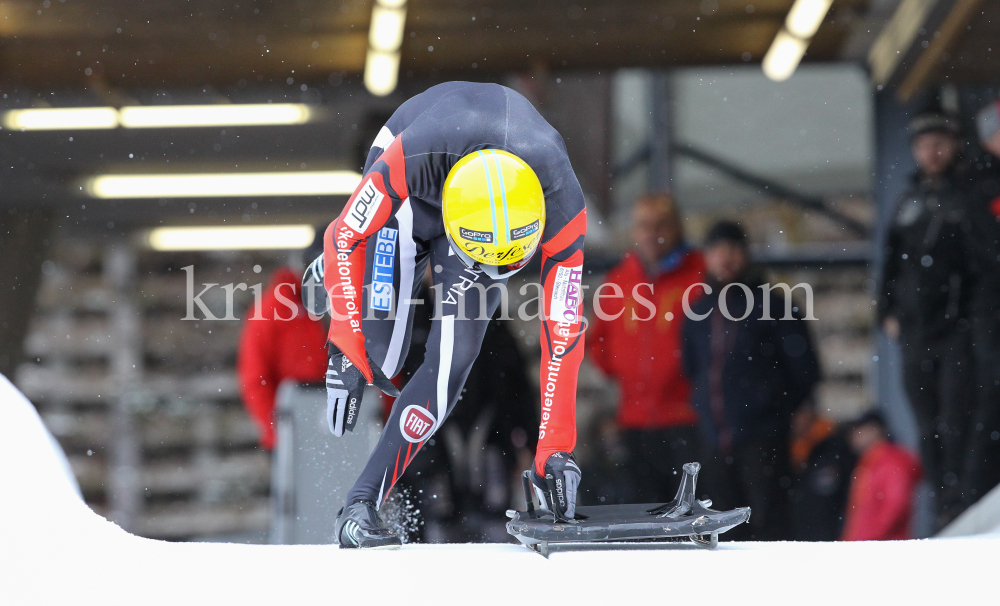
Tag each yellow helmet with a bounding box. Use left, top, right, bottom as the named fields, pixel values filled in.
left=442, top=149, right=545, bottom=279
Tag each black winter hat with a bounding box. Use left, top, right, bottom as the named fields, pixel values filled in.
left=703, top=220, right=747, bottom=249
left=908, top=112, right=960, bottom=140
left=847, top=410, right=888, bottom=433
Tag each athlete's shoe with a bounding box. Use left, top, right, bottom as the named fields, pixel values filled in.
left=335, top=500, right=401, bottom=549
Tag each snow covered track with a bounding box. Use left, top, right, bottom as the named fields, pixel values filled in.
left=3, top=374, right=996, bottom=605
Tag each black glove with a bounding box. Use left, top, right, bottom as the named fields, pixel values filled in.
left=531, top=452, right=582, bottom=520
left=326, top=351, right=399, bottom=437
left=301, top=253, right=330, bottom=316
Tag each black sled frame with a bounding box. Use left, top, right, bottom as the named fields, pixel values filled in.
left=506, top=462, right=750, bottom=557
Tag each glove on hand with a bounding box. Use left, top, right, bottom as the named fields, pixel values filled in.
left=531, top=452, right=582, bottom=520
left=326, top=351, right=399, bottom=437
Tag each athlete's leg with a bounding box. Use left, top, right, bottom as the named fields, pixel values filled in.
left=361, top=199, right=430, bottom=380
left=345, top=235, right=508, bottom=507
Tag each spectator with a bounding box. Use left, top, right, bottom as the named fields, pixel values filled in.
left=682, top=220, right=820, bottom=540
left=788, top=404, right=855, bottom=541
left=961, top=102, right=1000, bottom=507
left=841, top=412, right=922, bottom=541
left=237, top=268, right=327, bottom=449
left=878, top=111, right=976, bottom=524
left=588, top=193, right=703, bottom=502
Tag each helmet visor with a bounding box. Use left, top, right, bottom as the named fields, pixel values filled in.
left=445, top=230, right=532, bottom=280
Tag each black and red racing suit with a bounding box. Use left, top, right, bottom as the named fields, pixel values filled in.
left=323, top=81, right=586, bottom=507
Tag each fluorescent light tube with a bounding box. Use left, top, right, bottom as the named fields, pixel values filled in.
left=119, top=104, right=313, bottom=128
left=147, top=225, right=316, bottom=251
left=369, top=6, right=407, bottom=52
left=86, top=171, right=362, bottom=198
left=3, top=104, right=314, bottom=131
left=364, top=51, right=401, bottom=97
left=785, top=0, right=834, bottom=40
left=2, top=107, right=119, bottom=130
left=762, top=30, right=809, bottom=82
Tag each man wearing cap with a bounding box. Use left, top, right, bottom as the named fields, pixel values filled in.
left=877, top=111, right=976, bottom=524
left=303, top=82, right=587, bottom=548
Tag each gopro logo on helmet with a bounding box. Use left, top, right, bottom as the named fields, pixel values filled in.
left=510, top=220, right=540, bottom=241
left=345, top=179, right=384, bottom=233
left=459, top=227, right=493, bottom=243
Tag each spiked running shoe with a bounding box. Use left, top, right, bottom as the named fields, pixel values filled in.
left=335, top=500, right=401, bottom=549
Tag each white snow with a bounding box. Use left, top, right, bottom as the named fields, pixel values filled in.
left=2, top=372, right=997, bottom=605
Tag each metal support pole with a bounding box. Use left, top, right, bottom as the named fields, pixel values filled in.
left=649, top=71, right=673, bottom=192
left=105, top=242, right=143, bottom=531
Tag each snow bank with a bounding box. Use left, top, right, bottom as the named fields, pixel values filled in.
left=2, top=374, right=997, bottom=605
left=939, top=482, right=1000, bottom=537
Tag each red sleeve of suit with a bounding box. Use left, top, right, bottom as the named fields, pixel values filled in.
left=324, top=135, right=409, bottom=383
left=535, top=208, right=587, bottom=474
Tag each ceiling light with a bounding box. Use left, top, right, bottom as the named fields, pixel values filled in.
left=119, top=104, right=313, bottom=128
left=2, top=107, right=119, bottom=130
left=365, top=51, right=401, bottom=97
left=762, top=30, right=809, bottom=82
left=147, top=225, right=316, bottom=251
left=86, top=171, right=362, bottom=198
left=785, top=0, right=833, bottom=39
left=364, top=0, right=407, bottom=96
left=2, top=104, right=315, bottom=131
left=369, top=5, right=407, bottom=52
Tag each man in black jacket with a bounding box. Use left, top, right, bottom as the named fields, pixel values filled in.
left=682, top=221, right=820, bottom=540
left=961, top=102, right=1000, bottom=507
left=878, top=112, right=976, bottom=524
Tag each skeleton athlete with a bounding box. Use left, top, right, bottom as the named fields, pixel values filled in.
left=304, top=81, right=587, bottom=548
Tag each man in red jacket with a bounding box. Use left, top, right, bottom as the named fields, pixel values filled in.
left=237, top=267, right=328, bottom=449
left=841, top=412, right=923, bottom=541
left=588, top=193, right=703, bottom=502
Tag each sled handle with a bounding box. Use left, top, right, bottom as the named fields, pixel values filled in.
left=521, top=470, right=536, bottom=519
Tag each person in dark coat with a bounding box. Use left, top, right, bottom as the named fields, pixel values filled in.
left=682, top=221, right=821, bottom=541
left=787, top=404, right=855, bottom=541
left=878, top=112, right=976, bottom=525
left=961, top=101, right=1000, bottom=508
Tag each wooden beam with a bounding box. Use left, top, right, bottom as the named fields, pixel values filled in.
left=896, top=0, right=984, bottom=101
left=868, top=0, right=940, bottom=86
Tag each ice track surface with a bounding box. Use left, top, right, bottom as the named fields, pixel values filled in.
left=2, top=374, right=997, bottom=605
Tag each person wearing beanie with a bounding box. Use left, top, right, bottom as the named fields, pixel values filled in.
left=681, top=220, right=820, bottom=540
left=877, top=111, right=976, bottom=528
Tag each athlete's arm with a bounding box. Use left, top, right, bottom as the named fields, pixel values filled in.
left=324, top=135, right=409, bottom=382
left=535, top=207, right=587, bottom=474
